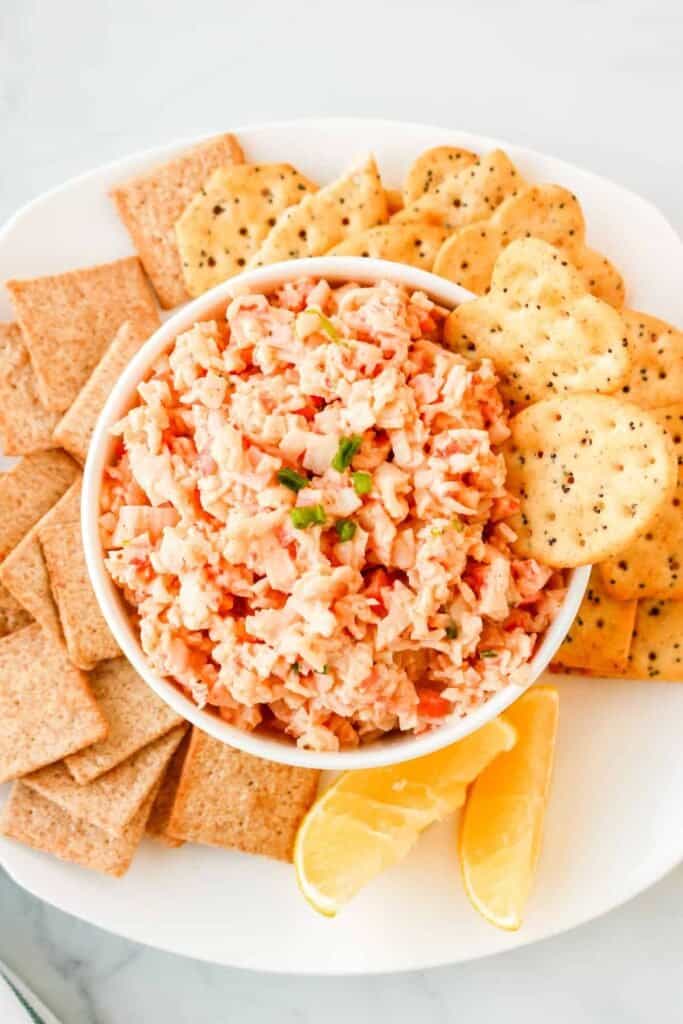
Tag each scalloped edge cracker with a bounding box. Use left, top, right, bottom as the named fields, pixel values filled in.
left=433, top=185, right=625, bottom=309
left=395, top=149, right=524, bottom=232
left=7, top=257, right=158, bottom=412
left=250, top=157, right=387, bottom=267
left=623, top=600, right=683, bottom=681
left=40, top=516, right=119, bottom=669
left=0, top=322, right=60, bottom=455
left=0, top=781, right=157, bottom=878
left=402, top=146, right=478, bottom=206
left=444, top=239, right=629, bottom=408
left=66, top=657, right=184, bottom=784
left=329, top=223, right=448, bottom=271
left=176, top=163, right=317, bottom=297
left=553, top=568, right=637, bottom=676
left=53, top=318, right=160, bottom=463
left=618, top=310, right=683, bottom=409
left=0, top=477, right=81, bottom=636
left=0, top=623, right=107, bottom=783
left=167, top=728, right=319, bottom=861
left=111, top=133, right=244, bottom=308
left=0, top=450, right=79, bottom=562
left=599, top=404, right=683, bottom=599
left=504, top=393, right=677, bottom=568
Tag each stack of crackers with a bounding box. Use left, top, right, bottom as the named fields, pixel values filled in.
left=0, top=129, right=680, bottom=880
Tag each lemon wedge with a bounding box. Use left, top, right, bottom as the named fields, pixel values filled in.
left=294, top=717, right=516, bottom=916
left=459, top=686, right=559, bottom=931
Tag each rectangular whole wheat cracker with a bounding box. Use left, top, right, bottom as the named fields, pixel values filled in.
left=110, top=133, right=244, bottom=308
left=0, top=623, right=107, bottom=782
left=624, top=600, right=683, bottom=681
left=66, top=657, right=184, bottom=783
left=53, top=317, right=160, bottom=462
left=7, top=256, right=158, bottom=412
left=145, top=731, right=192, bottom=847
left=0, top=581, right=31, bottom=637
left=553, top=568, right=637, bottom=676
left=167, top=728, right=319, bottom=861
left=0, top=450, right=79, bottom=562
left=39, top=516, right=119, bottom=669
left=24, top=725, right=187, bottom=835
left=0, top=478, right=81, bottom=635
left=0, top=781, right=158, bottom=877
left=0, top=322, right=60, bottom=454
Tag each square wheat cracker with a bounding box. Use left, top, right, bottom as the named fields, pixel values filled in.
left=145, top=731, right=192, bottom=847
left=0, top=623, right=107, bottom=783
left=110, top=133, right=244, bottom=308
left=24, top=725, right=187, bottom=836
left=0, top=582, right=31, bottom=638
left=40, top=516, right=119, bottom=669
left=66, top=657, right=184, bottom=783
left=7, top=256, right=158, bottom=412
left=553, top=568, right=637, bottom=676
left=0, top=782, right=157, bottom=877
left=0, top=322, right=60, bottom=454
left=0, top=478, right=81, bottom=636
left=167, top=728, right=319, bottom=861
left=0, top=450, right=79, bottom=562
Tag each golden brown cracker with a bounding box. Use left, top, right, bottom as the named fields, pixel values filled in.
left=0, top=781, right=157, bottom=877
left=600, top=404, right=683, bottom=599
left=0, top=478, right=81, bottom=636
left=553, top=568, right=636, bottom=676
left=619, top=310, right=683, bottom=410
left=24, top=725, right=187, bottom=836
left=0, top=450, right=79, bottom=561
left=444, top=239, right=629, bottom=408
left=145, top=731, right=192, bottom=848
left=66, top=657, right=184, bottom=783
left=402, top=146, right=478, bottom=205
left=111, top=133, right=244, bottom=308
left=329, top=222, right=449, bottom=271
left=384, top=188, right=404, bottom=215
left=395, top=149, right=524, bottom=232
left=0, top=322, right=60, bottom=455
left=7, top=257, right=158, bottom=412
left=250, top=157, right=387, bottom=267
left=176, top=163, right=317, bottom=297
left=625, top=600, right=683, bottom=681
left=573, top=247, right=625, bottom=309
left=504, top=393, right=677, bottom=568
left=39, top=516, right=119, bottom=669
left=167, top=728, right=319, bottom=861
left=53, top=318, right=159, bottom=463
left=0, top=623, right=107, bottom=782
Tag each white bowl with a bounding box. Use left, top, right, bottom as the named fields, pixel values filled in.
left=83, top=256, right=589, bottom=770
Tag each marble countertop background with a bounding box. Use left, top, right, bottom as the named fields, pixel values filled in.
left=1, top=0, right=682, bottom=1020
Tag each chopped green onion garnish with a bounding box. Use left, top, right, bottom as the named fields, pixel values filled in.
left=431, top=526, right=444, bottom=537
left=277, top=467, right=308, bottom=493
left=334, top=518, right=357, bottom=542
left=352, top=470, right=372, bottom=495
left=445, top=624, right=458, bottom=639
left=321, top=664, right=329, bottom=674
left=332, top=434, right=363, bottom=472
left=304, top=307, right=341, bottom=342
left=451, top=516, right=464, bottom=532
left=291, top=661, right=300, bottom=674
left=290, top=504, right=326, bottom=529
left=480, top=649, right=498, bottom=659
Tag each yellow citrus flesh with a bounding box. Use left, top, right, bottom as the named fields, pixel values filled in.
left=294, top=717, right=516, bottom=916
left=459, top=686, right=559, bottom=931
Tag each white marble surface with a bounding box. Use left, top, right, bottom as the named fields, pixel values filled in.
left=1, top=0, right=683, bottom=1019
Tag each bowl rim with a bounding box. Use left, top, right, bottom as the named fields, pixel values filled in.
left=82, top=255, right=590, bottom=770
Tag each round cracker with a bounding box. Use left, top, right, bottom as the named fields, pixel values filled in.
left=444, top=239, right=630, bottom=408
left=329, top=223, right=448, bottom=271
left=402, top=146, right=478, bottom=205
left=504, top=393, right=677, bottom=568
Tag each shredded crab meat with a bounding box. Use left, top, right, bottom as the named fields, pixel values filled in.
left=102, top=278, right=564, bottom=751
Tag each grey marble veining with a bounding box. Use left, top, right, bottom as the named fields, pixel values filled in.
left=1, top=0, right=682, bottom=1019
